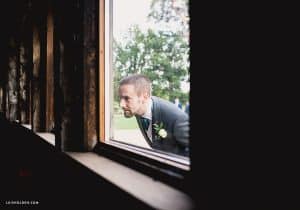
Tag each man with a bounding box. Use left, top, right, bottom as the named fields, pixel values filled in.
left=118, top=74, right=189, bottom=157
left=185, top=101, right=190, bottom=115
left=174, top=98, right=183, bottom=110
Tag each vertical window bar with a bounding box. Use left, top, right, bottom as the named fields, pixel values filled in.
left=99, top=0, right=105, bottom=142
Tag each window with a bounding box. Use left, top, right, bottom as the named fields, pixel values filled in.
left=0, top=1, right=195, bottom=206
left=100, top=0, right=190, bottom=170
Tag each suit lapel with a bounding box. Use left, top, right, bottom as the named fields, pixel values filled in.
left=151, top=97, right=161, bottom=141
left=136, top=116, right=152, bottom=147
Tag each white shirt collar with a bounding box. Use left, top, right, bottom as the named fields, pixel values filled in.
left=141, top=98, right=152, bottom=120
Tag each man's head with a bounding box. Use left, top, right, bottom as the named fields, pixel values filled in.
left=118, top=74, right=151, bottom=118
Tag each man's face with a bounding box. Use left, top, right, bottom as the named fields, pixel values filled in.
left=119, top=84, right=148, bottom=118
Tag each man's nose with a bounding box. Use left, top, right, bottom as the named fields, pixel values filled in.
left=120, top=99, right=125, bottom=108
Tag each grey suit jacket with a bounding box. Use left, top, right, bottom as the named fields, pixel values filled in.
left=136, top=96, right=189, bottom=157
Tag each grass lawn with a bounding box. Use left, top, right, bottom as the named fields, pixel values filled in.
left=114, top=114, right=139, bottom=129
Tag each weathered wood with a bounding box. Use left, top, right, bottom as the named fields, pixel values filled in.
left=27, top=31, right=33, bottom=127
left=32, top=0, right=47, bottom=132
left=0, top=75, right=4, bottom=113
left=7, top=37, right=20, bottom=122
left=32, top=26, right=41, bottom=131
left=0, top=41, right=8, bottom=114
left=19, top=1, right=33, bottom=124
left=27, top=2, right=34, bottom=126
left=83, top=0, right=98, bottom=150
left=55, top=0, right=84, bottom=151
left=19, top=23, right=32, bottom=124
left=53, top=0, right=101, bottom=151
left=53, top=0, right=62, bottom=150
left=46, top=3, right=54, bottom=132
left=19, top=43, right=28, bottom=123
left=0, top=59, right=7, bottom=115
left=1, top=0, right=32, bottom=122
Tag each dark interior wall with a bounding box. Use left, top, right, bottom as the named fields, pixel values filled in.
left=1, top=1, right=20, bottom=121
left=0, top=2, right=152, bottom=208
left=0, top=29, right=8, bottom=114
left=82, top=0, right=99, bottom=151
left=31, top=0, right=47, bottom=131
left=54, top=0, right=84, bottom=151
left=0, top=115, right=153, bottom=209
left=0, top=0, right=33, bottom=124
left=53, top=0, right=99, bottom=151
left=0, top=0, right=98, bottom=151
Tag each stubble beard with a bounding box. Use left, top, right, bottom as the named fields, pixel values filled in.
left=123, top=110, right=133, bottom=118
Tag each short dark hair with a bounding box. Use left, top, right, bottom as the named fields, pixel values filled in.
left=119, top=74, right=151, bottom=96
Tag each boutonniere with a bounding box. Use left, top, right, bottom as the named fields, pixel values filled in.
left=153, top=122, right=167, bottom=139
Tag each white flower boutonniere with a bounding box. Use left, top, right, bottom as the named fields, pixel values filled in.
left=153, top=122, right=167, bottom=139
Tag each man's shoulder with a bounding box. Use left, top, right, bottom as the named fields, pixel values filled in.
left=152, top=96, right=188, bottom=117
left=152, top=96, right=174, bottom=108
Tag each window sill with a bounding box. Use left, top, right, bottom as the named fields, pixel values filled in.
left=36, top=133, right=55, bottom=145
left=21, top=124, right=55, bottom=145
left=22, top=125, right=195, bottom=209
left=66, top=151, right=195, bottom=210
left=107, top=140, right=190, bottom=170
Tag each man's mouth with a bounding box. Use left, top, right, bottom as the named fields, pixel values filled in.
left=123, top=110, right=133, bottom=118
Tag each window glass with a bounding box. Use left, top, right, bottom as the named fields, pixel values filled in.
left=112, top=0, right=190, bottom=158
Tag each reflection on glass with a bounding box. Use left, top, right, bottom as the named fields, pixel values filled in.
left=112, top=0, right=190, bottom=157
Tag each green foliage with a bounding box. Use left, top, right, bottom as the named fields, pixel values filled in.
left=148, top=0, right=189, bottom=38
left=113, top=0, right=190, bottom=104
left=113, top=26, right=189, bottom=102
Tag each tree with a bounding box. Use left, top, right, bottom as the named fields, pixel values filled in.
left=148, top=0, right=189, bottom=41
left=113, top=25, right=189, bottom=103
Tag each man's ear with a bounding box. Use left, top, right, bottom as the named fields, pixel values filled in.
left=142, top=91, right=150, bottom=102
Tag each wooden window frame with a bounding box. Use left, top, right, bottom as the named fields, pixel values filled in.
left=96, top=0, right=192, bottom=195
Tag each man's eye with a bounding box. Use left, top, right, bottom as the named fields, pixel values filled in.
left=120, top=96, right=130, bottom=101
